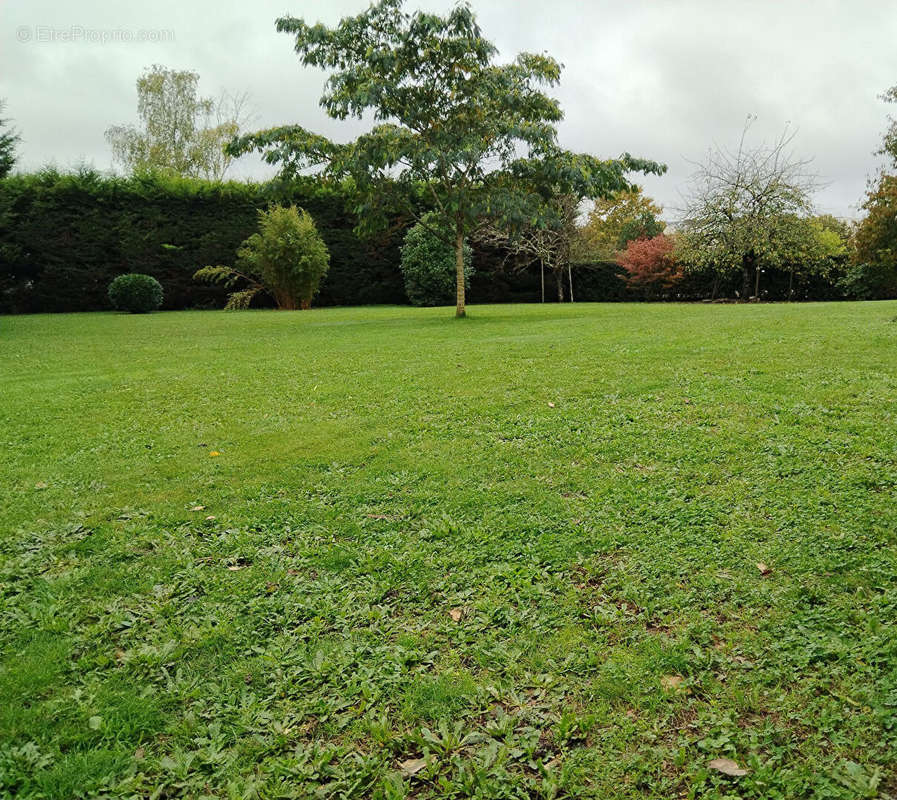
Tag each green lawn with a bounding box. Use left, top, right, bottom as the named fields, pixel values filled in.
left=2, top=302, right=896, bottom=799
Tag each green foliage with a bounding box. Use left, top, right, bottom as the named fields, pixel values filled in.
left=229, top=0, right=664, bottom=314
left=616, top=211, right=665, bottom=250
left=196, top=205, right=330, bottom=310
left=0, top=169, right=405, bottom=313
left=107, top=273, right=163, bottom=313
left=2, top=303, right=897, bottom=797
left=244, top=205, right=329, bottom=309
left=400, top=214, right=472, bottom=306
left=0, top=99, right=19, bottom=179
left=105, top=65, right=246, bottom=180
left=838, top=262, right=894, bottom=300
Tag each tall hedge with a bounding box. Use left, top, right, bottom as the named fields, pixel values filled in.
left=0, top=169, right=407, bottom=313
left=0, top=169, right=860, bottom=312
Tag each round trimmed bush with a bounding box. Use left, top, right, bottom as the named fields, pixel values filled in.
left=400, top=213, right=473, bottom=306
left=108, top=273, right=163, bottom=313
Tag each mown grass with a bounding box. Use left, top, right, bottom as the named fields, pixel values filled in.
left=1, top=302, right=896, bottom=799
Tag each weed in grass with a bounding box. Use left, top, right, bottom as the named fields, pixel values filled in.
left=1, top=302, right=896, bottom=797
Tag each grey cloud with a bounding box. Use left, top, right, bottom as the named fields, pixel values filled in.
left=3, top=0, right=894, bottom=218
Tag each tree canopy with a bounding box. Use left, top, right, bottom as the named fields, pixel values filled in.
left=577, top=186, right=664, bottom=260
left=106, top=65, right=250, bottom=181
left=677, top=120, right=818, bottom=298
left=0, top=100, right=20, bottom=179
left=848, top=84, right=897, bottom=299
left=879, top=84, right=897, bottom=169
left=228, top=0, right=664, bottom=316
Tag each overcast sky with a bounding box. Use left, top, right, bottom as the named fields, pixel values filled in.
left=3, top=0, right=895, bottom=219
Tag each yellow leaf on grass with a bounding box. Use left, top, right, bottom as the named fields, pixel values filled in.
left=449, top=608, right=463, bottom=622
left=209, top=451, right=221, bottom=457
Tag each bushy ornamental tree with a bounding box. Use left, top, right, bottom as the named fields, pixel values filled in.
left=227, top=0, right=664, bottom=317
left=617, top=234, right=679, bottom=297
left=195, top=204, right=330, bottom=309
left=107, top=273, right=164, bottom=313
left=401, top=212, right=473, bottom=306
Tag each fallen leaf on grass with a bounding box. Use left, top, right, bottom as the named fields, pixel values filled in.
left=449, top=607, right=463, bottom=622
left=209, top=451, right=220, bottom=457
left=227, top=565, right=244, bottom=571
left=709, top=757, right=748, bottom=776
left=134, top=747, right=145, bottom=760
left=205, top=515, right=216, bottom=521
left=756, top=562, right=771, bottom=576
left=660, top=674, right=685, bottom=691
left=190, top=505, right=205, bottom=512
left=399, top=757, right=430, bottom=776
left=34, top=482, right=48, bottom=490
left=547, top=401, right=556, bottom=408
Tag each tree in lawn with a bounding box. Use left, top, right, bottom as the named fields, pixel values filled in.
left=106, top=65, right=251, bottom=180
left=228, top=0, right=664, bottom=317
left=475, top=193, right=581, bottom=303
left=0, top=100, right=20, bottom=178
left=617, top=234, right=679, bottom=298
left=194, top=205, right=329, bottom=309
left=677, top=118, right=818, bottom=299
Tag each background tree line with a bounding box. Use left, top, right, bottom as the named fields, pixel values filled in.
left=0, top=2, right=895, bottom=312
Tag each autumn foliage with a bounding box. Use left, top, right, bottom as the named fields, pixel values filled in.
left=617, top=234, right=679, bottom=294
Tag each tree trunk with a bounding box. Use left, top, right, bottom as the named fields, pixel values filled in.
left=556, top=270, right=565, bottom=302
left=754, top=260, right=761, bottom=298
left=455, top=220, right=466, bottom=318
left=788, top=268, right=794, bottom=300
left=540, top=262, right=545, bottom=303
left=275, top=290, right=298, bottom=310
left=568, top=263, right=574, bottom=303
left=741, top=251, right=755, bottom=299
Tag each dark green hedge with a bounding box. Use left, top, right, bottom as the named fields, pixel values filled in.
left=0, top=169, right=860, bottom=313
left=0, top=170, right=407, bottom=313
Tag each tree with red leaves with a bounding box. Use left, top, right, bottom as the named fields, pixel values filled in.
left=617, top=234, right=679, bottom=298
